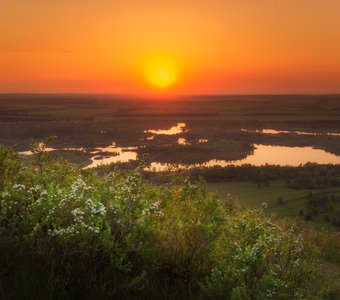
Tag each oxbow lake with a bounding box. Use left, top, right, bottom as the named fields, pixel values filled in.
left=148, top=144, right=340, bottom=171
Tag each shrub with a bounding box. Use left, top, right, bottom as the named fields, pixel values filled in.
left=0, top=145, right=339, bottom=299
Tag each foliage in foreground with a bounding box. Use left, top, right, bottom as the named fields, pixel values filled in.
left=0, top=145, right=340, bottom=299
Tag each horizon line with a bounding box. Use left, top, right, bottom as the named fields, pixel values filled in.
left=1, top=92, right=340, bottom=97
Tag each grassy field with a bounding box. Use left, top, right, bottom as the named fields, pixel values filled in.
left=208, top=180, right=340, bottom=230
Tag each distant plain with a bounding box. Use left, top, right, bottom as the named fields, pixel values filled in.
left=1, top=94, right=340, bottom=230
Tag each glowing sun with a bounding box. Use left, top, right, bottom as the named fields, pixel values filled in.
left=144, top=56, right=178, bottom=88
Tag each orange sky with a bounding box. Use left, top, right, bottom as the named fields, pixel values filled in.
left=1, top=0, right=340, bottom=94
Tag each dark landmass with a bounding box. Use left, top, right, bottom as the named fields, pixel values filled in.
left=1, top=94, right=340, bottom=165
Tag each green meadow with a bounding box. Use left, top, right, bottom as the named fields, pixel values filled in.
left=208, top=180, right=340, bottom=230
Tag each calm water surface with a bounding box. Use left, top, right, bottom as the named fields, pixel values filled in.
left=85, top=143, right=137, bottom=169
left=242, top=128, right=340, bottom=137
left=18, top=123, right=340, bottom=170
left=148, top=144, right=340, bottom=171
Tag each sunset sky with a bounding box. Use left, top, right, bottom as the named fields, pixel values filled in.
left=1, top=0, right=340, bottom=94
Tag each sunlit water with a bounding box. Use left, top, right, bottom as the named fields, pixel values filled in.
left=144, top=122, right=186, bottom=135
left=19, top=142, right=137, bottom=169
left=19, top=143, right=58, bottom=155
left=19, top=143, right=340, bottom=170
left=177, top=138, right=189, bottom=145
left=144, top=122, right=187, bottom=140
left=18, top=127, right=340, bottom=170
left=19, top=147, right=56, bottom=155
left=85, top=143, right=137, bottom=169
left=147, top=144, right=340, bottom=171
left=242, top=128, right=340, bottom=137
left=198, top=139, right=208, bottom=143
left=145, top=123, right=208, bottom=146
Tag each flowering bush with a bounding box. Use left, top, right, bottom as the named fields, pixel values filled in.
left=202, top=211, right=315, bottom=299
left=0, top=145, right=339, bottom=299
